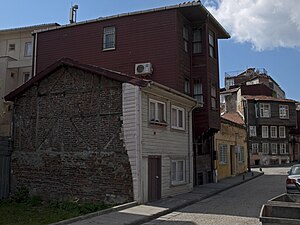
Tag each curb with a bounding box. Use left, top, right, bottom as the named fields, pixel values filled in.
left=49, top=201, right=138, bottom=225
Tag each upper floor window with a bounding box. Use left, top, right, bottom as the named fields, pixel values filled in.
left=270, top=126, right=277, bottom=138
left=193, top=79, right=203, bottom=104
left=184, top=78, right=190, bottom=94
left=219, top=144, right=228, bottom=164
left=208, top=30, right=215, bottom=58
left=225, top=78, right=234, bottom=89
left=279, top=105, right=289, bottom=119
left=192, top=28, right=202, bottom=53
left=260, top=103, right=270, bottom=118
left=249, top=126, right=257, bottom=137
left=271, top=143, right=278, bottom=154
left=24, top=42, right=32, bottom=57
left=171, top=106, right=185, bottom=130
left=211, top=85, right=217, bottom=109
left=149, top=99, right=166, bottom=124
left=280, top=143, right=287, bottom=154
left=279, top=126, right=286, bottom=138
left=183, top=26, right=189, bottom=52
left=262, top=143, right=269, bottom=154
left=103, top=26, right=115, bottom=50
left=23, top=72, right=31, bottom=83
left=251, top=143, right=259, bottom=154
left=262, top=126, right=269, bottom=138
left=9, top=44, right=15, bottom=51
left=171, top=159, right=185, bottom=185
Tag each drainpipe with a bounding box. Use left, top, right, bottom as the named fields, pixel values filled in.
left=243, top=99, right=251, bottom=172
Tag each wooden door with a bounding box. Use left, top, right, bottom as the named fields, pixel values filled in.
left=148, top=156, right=161, bottom=202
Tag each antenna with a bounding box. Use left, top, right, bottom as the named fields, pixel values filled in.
left=69, top=4, right=79, bottom=24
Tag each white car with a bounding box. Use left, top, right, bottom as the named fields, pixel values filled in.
left=286, top=164, right=300, bottom=194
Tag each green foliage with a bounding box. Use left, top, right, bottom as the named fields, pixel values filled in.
left=12, top=186, right=29, bottom=203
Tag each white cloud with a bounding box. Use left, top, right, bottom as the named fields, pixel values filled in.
left=204, top=0, right=300, bottom=51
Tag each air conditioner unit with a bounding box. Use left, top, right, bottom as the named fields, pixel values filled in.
left=135, top=63, right=153, bottom=75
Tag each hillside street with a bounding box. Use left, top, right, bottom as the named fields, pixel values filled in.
left=142, top=167, right=287, bottom=225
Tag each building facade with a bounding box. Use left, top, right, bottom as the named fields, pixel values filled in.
left=214, top=113, right=247, bottom=180
left=31, top=2, right=230, bottom=185
left=243, top=95, right=296, bottom=166
left=0, top=24, right=58, bottom=137
left=5, top=58, right=197, bottom=203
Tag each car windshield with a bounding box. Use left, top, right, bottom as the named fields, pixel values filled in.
left=290, top=166, right=300, bottom=175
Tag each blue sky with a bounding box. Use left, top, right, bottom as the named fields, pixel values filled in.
left=1, top=0, right=300, bottom=100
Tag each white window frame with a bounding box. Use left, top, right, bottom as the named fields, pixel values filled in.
left=24, top=42, right=32, bottom=57
left=171, top=105, right=185, bottom=130
left=9, top=43, right=15, bottom=51
left=279, top=126, right=286, bottom=138
left=103, top=26, right=116, bottom=50
left=280, top=143, right=287, bottom=154
left=279, top=105, right=289, bottom=119
left=219, top=144, right=228, bottom=164
left=238, top=146, right=245, bottom=162
left=171, top=159, right=185, bottom=185
left=211, top=85, right=217, bottom=109
left=192, top=28, right=202, bottom=54
left=262, top=126, right=269, bottom=138
left=208, top=30, right=215, bottom=58
left=251, top=143, right=259, bottom=154
left=262, top=143, right=269, bottom=154
left=23, top=72, right=31, bottom=83
left=260, top=103, right=271, bottom=118
left=249, top=126, right=257, bottom=137
left=271, top=143, right=278, bottom=154
left=149, top=99, right=166, bottom=124
left=270, top=126, right=277, bottom=138
left=184, top=79, right=190, bottom=94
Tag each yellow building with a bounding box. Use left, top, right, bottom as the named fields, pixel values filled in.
left=214, top=112, right=248, bottom=181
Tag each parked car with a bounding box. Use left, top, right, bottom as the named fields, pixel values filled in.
left=286, top=164, right=300, bottom=193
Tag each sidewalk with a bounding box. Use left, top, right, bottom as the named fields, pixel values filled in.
left=52, top=171, right=263, bottom=225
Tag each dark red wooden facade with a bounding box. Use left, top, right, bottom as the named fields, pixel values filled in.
left=34, top=3, right=230, bottom=185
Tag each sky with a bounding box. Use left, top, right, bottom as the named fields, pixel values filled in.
left=1, top=0, right=300, bottom=100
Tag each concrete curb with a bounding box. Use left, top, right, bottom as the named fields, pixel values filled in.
left=49, top=201, right=138, bottom=225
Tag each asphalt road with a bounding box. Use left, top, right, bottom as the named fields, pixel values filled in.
left=143, top=167, right=288, bottom=225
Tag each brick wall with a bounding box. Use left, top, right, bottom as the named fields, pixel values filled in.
left=11, top=66, right=133, bottom=203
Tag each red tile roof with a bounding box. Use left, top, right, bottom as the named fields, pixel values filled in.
left=243, top=95, right=295, bottom=103
left=221, top=112, right=245, bottom=126
left=5, top=58, right=149, bottom=101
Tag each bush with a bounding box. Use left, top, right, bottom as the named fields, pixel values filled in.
left=13, top=187, right=29, bottom=203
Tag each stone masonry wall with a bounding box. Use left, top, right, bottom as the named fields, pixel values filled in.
left=11, top=66, right=133, bottom=203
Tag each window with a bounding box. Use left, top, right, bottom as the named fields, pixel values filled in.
left=279, top=126, right=286, bottom=138
left=211, top=85, right=217, bottom=109
left=208, top=30, right=215, bottom=58
left=238, top=146, right=245, bottom=162
left=260, top=103, right=270, bottom=118
left=249, top=126, right=257, bottom=137
left=262, top=143, right=269, bottom=154
left=24, top=42, right=32, bottom=57
left=193, top=79, right=203, bottom=103
left=149, top=99, right=166, bottom=123
left=184, top=79, right=190, bottom=94
left=9, top=44, right=15, bottom=51
left=103, top=26, right=115, bottom=50
left=225, top=78, right=234, bottom=88
left=280, top=143, right=287, bottom=154
left=219, top=144, right=228, bottom=164
left=251, top=143, right=259, bottom=154
left=279, top=105, right=289, bottom=119
left=183, top=26, right=189, bottom=52
left=270, top=126, right=277, bottom=138
left=192, top=28, right=202, bottom=53
left=171, top=160, right=185, bottom=185
left=271, top=143, right=278, bottom=154
left=262, top=126, right=269, bottom=138
left=23, top=72, right=31, bottom=83
left=171, top=106, right=185, bottom=130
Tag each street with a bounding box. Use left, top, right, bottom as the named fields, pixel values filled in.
left=142, top=167, right=288, bottom=225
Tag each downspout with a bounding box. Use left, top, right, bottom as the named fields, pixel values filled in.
left=188, top=102, right=200, bottom=186
left=244, top=99, right=251, bottom=172
left=33, top=33, right=38, bottom=76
